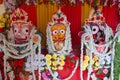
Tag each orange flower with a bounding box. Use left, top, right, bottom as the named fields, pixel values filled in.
left=33, top=36, right=39, bottom=43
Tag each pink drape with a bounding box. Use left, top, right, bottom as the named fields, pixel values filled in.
left=61, top=3, right=82, bottom=49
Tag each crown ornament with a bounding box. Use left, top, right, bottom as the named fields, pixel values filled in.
left=10, top=8, right=29, bottom=24
left=48, top=9, right=70, bottom=27
left=85, top=8, right=105, bottom=24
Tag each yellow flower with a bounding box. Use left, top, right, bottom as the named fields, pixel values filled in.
left=58, top=66, right=63, bottom=70
left=0, top=15, right=3, bottom=20
left=45, top=66, right=48, bottom=70
left=82, top=66, right=87, bottom=71
left=5, top=14, right=9, bottom=19
left=60, top=55, right=65, bottom=60
left=93, top=56, right=99, bottom=61
left=52, top=54, right=57, bottom=59
left=59, top=60, right=65, bottom=66
left=0, top=22, right=5, bottom=28
left=84, top=55, right=90, bottom=61
left=92, top=59, right=95, bottom=65
left=45, top=54, right=52, bottom=61
left=52, top=66, right=57, bottom=70
left=93, top=66, right=98, bottom=70
left=47, top=60, right=52, bottom=66
left=83, top=60, right=88, bottom=67
left=95, top=62, right=100, bottom=66
left=52, top=61, right=57, bottom=66
left=2, top=18, right=6, bottom=23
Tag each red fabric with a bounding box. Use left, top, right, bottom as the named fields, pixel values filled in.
left=61, top=3, right=82, bottom=49
left=57, top=68, right=80, bottom=80
left=57, top=67, right=91, bottom=80
left=19, top=5, right=37, bottom=26
left=0, top=28, right=3, bottom=32
left=102, top=3, right=119, bottom=33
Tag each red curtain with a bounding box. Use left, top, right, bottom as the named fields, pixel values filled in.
left=20, top=5, right=37, bottom=26
left=61, top=3, right=82, bottom=49
left=102, top=3, right=119, bottom=33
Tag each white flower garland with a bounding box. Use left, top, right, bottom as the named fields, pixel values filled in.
left=0, top=34, right=41, bottom=80
left=46, top=59, right=79, bottom=80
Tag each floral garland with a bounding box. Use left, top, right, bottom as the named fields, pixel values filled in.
left=81, top=25, right=114, bottom=80
left=0, top=33, right=41, bottom=80
left=44, top=54, right=79, bottom=80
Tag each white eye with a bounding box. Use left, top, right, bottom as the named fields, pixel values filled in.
left=22, top=27, right=29, bottom=35
left=60, top=30, right=65, bottom=34
left=52, top=30, right=58, bottom=35
left=14, top=27, right=19, bottom=33
left=92, top=26, right=99, bottom=34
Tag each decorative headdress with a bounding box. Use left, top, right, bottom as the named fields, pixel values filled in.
left=10, top=8, right=29, bottom=24
left=48, top=9, right=69, bottom=26
left=83, top=7, right=113, bottom=43
left=85, top=9, right=105, bottom=24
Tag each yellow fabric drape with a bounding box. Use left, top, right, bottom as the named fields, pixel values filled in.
left=81, top=2, right=93, bottom=26
left=37, top=3, right=58, bottom=47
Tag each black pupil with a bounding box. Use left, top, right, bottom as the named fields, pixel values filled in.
left=15, top=30, right=17, bottom=32
left=93, top=28, right=96, bottom=31
left=26, top=29, right=28, bottom=32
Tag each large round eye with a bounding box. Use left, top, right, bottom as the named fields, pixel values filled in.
left=22, top=27, right=29, bottom=35
left=60, top=30, right=65, bottom=34
left=14, top=27, right=19, bottom=33
left=92, top=26, right=99, bottom=34
left=52, top=30, right=58, bottom=35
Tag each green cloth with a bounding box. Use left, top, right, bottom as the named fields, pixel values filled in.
left=114, top=40, right=120, bottom=80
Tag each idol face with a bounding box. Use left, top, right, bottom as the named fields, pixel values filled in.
left=51, top=23, right=66, bottom=51
left=90, top=23, right=106, bottom=44
left=12, top=22, right=32, bottom=43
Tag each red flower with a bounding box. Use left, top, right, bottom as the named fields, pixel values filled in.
left=0, top=52, right=3, bottom=57
left=60, top=17, right=64, bottom=21
left=72, top=56, right=78, bottom=61
left=13, top=60, right=19, bottom=67
left=101, top=16, right=103, bottom=20
left=91, top=17, right=94, bottom=21
left=66, top=55, right=70, bottom=61
left=98, top=73, right=105, bottom=79
left=20, top=16, right=25, bottom=20
left=16, top=75, right=21, bottom=80
left=17, top=67, right=22, bottom=72
left=69, top=62, right=74, bottom=68
left=18, top=59, right=24, bottom=67
left=96, top=16, right=100, bottom=20
left=12, top=17, right=16, bottom=21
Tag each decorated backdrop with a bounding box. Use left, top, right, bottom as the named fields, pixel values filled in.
left=1, top=0, right=119, bottom=49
